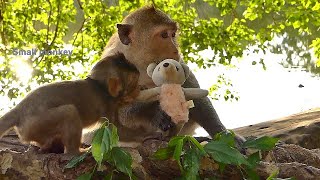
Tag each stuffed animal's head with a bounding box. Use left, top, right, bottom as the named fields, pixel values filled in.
left=147, top=59, right=190, bottom=86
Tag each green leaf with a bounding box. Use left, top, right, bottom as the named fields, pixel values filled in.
left=266, top=170, right=279, bottom=180
left=168, top=136, right=187, bottom=147
left=243, top=136, right=279, bottom=151
left=292, top=21, right=301, bottom=29
left=109, top=147, right=133, bottom=179
left=91, top=126, right=111, bottom=166
left=182, top=148, right=202, bottom=180
left=187, top=136, right=206, bottom=155
left=204, top=141, right=248, bottom=166
left=173, top=138, right=184, bottom=161
left=105, top=171, right=113, bottom=180
left=110, top=124, right=119, bottom=148
left=214, top=130, right=236, bottom=147
left=217, top=161, right=226, bottom=173
left=173, top=137, right=184, bottom=172
left=153, top=147, right=175, bottom=160
left=244, top=151, right=261, bottom=180
left=64, top=152, right=89, bottom=169
left=245, top=166, right=260, bottom=180
left=77, top=173, right=92, bottom=180
left=166, top=136, right=188, bottom=173
left=246, top=151, right=261, bottom=169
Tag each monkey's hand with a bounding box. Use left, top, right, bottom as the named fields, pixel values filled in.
left=152, top=107, right=174, bottom=132
left=235, top=134, right=246, bottom=154
left=135, top=87, right=161, bottom=102
left=183, top=88, right=209, bottom=100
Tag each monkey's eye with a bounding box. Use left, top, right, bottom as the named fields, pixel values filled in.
left=176, top=66, right=179, bottom=71
left=172, top=32, right=176, bottom=37
left=161, top=31, right=169, bottom=38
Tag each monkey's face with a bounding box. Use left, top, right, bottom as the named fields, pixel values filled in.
left=146, top=25, right=180, bottom=63
left=125, top=25, right=180, bottom=71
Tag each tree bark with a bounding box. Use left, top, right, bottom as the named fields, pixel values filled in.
left=1, top=109, right=320, bottom=179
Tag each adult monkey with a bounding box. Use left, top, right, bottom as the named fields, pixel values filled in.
left=92, top=6, right=244, bottom=145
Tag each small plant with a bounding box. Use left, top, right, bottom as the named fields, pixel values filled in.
left=64, top=119, right=134, bottom=180
left=153, top=130, right=281, bottom=179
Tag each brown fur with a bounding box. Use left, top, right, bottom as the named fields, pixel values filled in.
left=0, top=53, right=140, bottom=154
left=87, top=6, right=236, bottom=145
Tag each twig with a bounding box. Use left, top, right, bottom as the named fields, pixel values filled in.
left=23, top=0, right=30, bottom=34
left=49, top=0, right=61, bottom=47
left=77, top=0, right=83, bottom=10
left=46, top=0, right=52, bottom=47
left=71, top=18, right=86, bottom=47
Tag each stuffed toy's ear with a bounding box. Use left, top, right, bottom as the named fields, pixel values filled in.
left=117, top=24, right=133, bottom=45
left=181, top=63, right=190, bottom=79
left=147, top=63, right=157, bottom=77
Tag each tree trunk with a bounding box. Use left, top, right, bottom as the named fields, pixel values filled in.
left=1, top=109, right=320, bottom=179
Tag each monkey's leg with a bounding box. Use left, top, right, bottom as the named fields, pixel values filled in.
left=40, top=138, right=65, bottom=154
left=19, top=105, right=82, bottom=155
left=59, top=105, right=82, bottom=154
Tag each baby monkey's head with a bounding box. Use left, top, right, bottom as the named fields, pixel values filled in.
left=89, top=53, right=140, bottom=104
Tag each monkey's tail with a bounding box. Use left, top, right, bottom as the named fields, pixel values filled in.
left=0, top=109, right=19, bottom=138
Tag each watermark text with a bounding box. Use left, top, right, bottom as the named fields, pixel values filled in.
left=12, top=48, right=73, bottom=56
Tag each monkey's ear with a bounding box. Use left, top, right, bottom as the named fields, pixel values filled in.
left=181, top=64, right=190, bottom=79
left=147, top=63, right=157, bottom=77
left=117, top=24, right=133, bottom=45
left=107, top=77, right=123, bottom=97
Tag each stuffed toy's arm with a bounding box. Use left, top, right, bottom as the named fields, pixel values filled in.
left=135, top=87, right=161, bottom=102
left=182, top=88, right=209, bottom=100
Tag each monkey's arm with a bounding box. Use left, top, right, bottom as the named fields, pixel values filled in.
left=182, top=71, right=227, bottom=136
left=182, top=88, right=209, bottom=100
left=135, top=87, right=161, bottom=102
left=184, top=72, right=245, bottom=149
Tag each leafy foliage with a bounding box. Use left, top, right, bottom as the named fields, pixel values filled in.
left=64, top=120, right=133, bottom=180
left=243, top=136, right=280, bottom=151
left=0, top=0, right=319, bottom=104
left=64, top=152, right=90, bottom=169
left=204, top=141, right=248, bottom=166
left=153, top=130, right=280, bottom=179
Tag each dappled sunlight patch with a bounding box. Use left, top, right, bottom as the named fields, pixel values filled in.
left=9, top=56, right=33, bottom=84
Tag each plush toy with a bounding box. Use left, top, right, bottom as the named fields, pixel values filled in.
left=137, top=59, right=208, bottom=131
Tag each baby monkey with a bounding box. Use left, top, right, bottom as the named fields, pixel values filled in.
left=0, top=53, right=140, bottom=155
